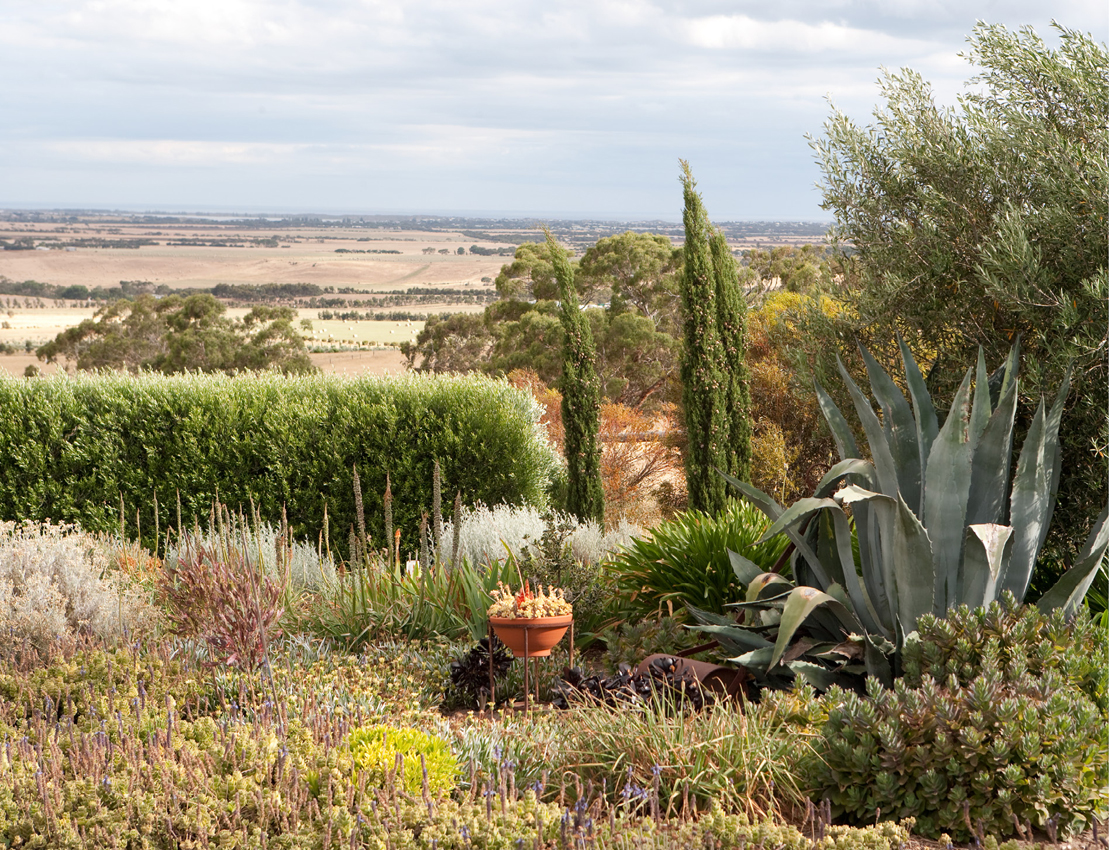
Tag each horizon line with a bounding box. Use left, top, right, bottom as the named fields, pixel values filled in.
left=0, top=204, right=833, bottom=225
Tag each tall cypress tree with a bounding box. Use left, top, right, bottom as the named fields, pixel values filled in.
left=547, top=230, right=604, bottom=524
left=678, top=162, right=728, bottom=514
left=711, top=227, right=752, bottom=484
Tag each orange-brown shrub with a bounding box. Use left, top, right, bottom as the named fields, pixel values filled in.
left=508, top=369, right=685, bottom=528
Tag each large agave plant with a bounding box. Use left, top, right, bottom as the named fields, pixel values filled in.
left=692, top=339, right=1108, bottom=690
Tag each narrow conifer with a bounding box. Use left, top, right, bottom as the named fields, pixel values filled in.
left=678, top=161, right=728, bottom=514
left=711, top=227, right=752, bottom=483
left=547, top=229, right=604, bottom=524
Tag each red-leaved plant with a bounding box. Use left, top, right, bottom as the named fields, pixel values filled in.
left=161, top=531, right=288, bottom=671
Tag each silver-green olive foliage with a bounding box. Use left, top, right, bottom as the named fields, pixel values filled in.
left=809, top=22, right=1108, bottom=573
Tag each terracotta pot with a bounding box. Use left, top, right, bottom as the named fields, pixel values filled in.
left=489, top=615, right=573, bottom=658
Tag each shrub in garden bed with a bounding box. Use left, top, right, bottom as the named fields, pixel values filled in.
left=805, top=600, right=1109, bottom=840
left=348, top=724, right=458, bottom=798
left=0, top=371, right=559, bottom=553
left=901, top=594, right=1107, bottom=711
left=0, top=521, right=157, bottom=657
left=601, top=616, right=710, bottom=673
left=607, top=499, right=789, bottom=622
left=440, top=503, right=638, bottom=570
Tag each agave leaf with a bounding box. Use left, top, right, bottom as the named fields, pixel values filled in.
left=923, top=367, right=974, bottom=612
left=807, top=600, right=858, bottom=643
left=992, top=338, right=1021, bottom=409
left=837, top=483, right=897, bottom=620
left=965, top=371, right=1018, bottom=527
left=815, top=380, right=859, bottom=461
left=897, top=333, right=939, bottom=509
left=727, top=475, right=835, bottom=591
left=728, top=594, right=791, bottom=610
left=770, top=586, right=862, bottom=669
left=855, top=504, right=891, bottom=633
left=746, top=572, right=794, bottom=603
left=969, top=347, right=992, bottom=450
left=721, top=473, right=783, bottom=520
left=757, top=497, right=839, bottom=544
left=689, top=623, right=776, bottom=653
left=728, top=549, right=764, bottom=585
left=1002, top=399, right=1051, bottom=601
left=793, top=522, right=821, bottom=589
left=1037, top=505, right=1109, bottom=618
left=816, top=510, right=846, bottom=591
left=1002, top=339, right=1015, bottom=403
left=786, top=660, right=838, bottom=692
left=859, top=343, right=922, bottom=515
left=824, top=580, right=850, bottom=609
left=863, top=632, right=893, bottom=689
left=729, top=646, right=776, bottom=673
left=828, top=506, right=888, bottom=638
left=891, top=494, right=936, bottom=630
left=837, top=355, right=900, bottom=500
left=815, top=458, right=874, bottom=499
left=685, top=603, right=733, bottom=625
left=1039, top=366, right=1072, bottom=543
left=961, top=523, right=1013, bottom=610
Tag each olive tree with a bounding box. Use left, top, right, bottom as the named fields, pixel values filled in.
left=809, top=22, right=1108, bottom=578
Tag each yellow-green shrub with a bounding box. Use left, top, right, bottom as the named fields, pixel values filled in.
left=349, top=725, right=458, bottom=798
left=747, top=291, right=841, bottom=500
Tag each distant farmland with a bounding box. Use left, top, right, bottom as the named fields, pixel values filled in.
left=0, top=211, right=830, bottom=376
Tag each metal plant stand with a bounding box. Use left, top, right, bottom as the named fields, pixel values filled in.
left=488, top=619, right=574, bottom=716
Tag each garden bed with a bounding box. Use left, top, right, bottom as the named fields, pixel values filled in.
left=0, top=511, right=1103, bottom=849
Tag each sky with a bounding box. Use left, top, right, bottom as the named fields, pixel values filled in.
left=1, top=1, right=1105, bottom=220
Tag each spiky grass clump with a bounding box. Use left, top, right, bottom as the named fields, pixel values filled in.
left=168, top=519, right=336, bottom=593
left=162, top=531, right=287, bottom=671
left=607, top=500, right=789, bottom=621
left=555, top=692, right=813, bottom=820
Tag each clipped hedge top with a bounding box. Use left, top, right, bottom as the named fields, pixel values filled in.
left=0, top=370, right=560, bottom=553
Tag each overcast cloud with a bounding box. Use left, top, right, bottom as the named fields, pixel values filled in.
left=2, top=1, right=1104, bottom=219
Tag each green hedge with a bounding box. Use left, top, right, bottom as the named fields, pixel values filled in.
left=0, top=371, right=558, bottom=555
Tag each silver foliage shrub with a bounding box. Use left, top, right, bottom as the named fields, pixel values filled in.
left=0, top=522, right=156, bottom=650
left=566, top=517, right=641, bottom=565
left=440, top=504, right=641, bottom=568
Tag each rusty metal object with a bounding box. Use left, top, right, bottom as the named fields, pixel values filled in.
left=634, top=654, right=753, bottom=700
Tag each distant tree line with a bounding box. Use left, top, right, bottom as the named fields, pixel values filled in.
left=1, top=237, right=157, bottom=250
left=467, top=245, right=516, bottom=256
left=211, top=283, right=326, bottom=301
left=317, top=310, right=453, bottom=322
left=0, top=278, right=497, bottom=308
left=333, top=248, right=402, bottom=254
